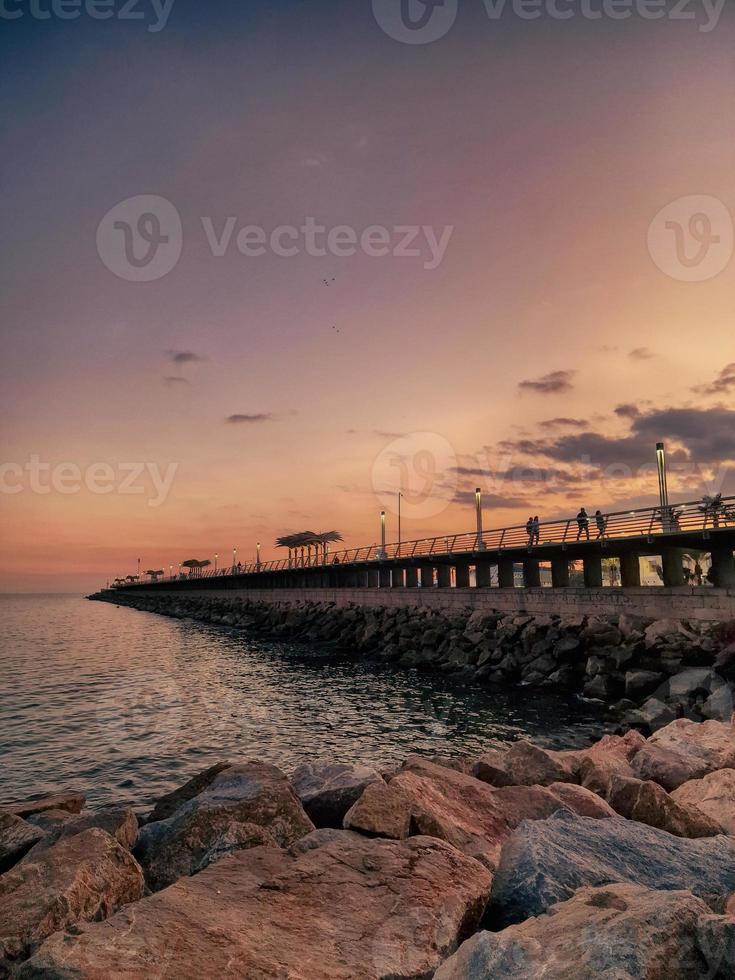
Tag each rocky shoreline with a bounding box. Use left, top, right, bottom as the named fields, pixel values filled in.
left=2, top=717, right=735, bottom=977
left=90, top=591, right=735, bottom=734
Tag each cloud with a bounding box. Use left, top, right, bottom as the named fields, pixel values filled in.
left=538, top=417, right=588, bottom=429
left=518, top=370, right=576, bottom=395
left=374, top=430, right=405, bottom=440
left=693, top=363, right=735, bottom=396
left=166, top=350, right=207, bottom=365
left=614, top=403, right=640, bottom=418
left=633, top=407, right=735, bottom=462
left=452, top=489, right=528, bottom=507
left=225, top=413, right=275, bottom=424
left=164, top=376, right=188, bottom=385
left=628, top=347, right=656, bottom=361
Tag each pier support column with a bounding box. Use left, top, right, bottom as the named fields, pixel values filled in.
left=392, top=567, right=405, bottom=588
left=620, top=554, right=641, bottom=588
left=522, top=559, right=541, bottom=588
left=498, top=558, right=515, bottom=588
left=455, top=563, right=470, bottom=588
left=709, top=544, right=735, bottom=588
left=661, top=548, right=686, bottom=588
left=475, top=560, right=492, bottom=587
left=405, top=567, right=419, bottom=587
left=419, top=565, right=434, bottom=588
left=551, top=557, right=570, bottom=588
left=583, top=556, right=603, bottom=588
left=367, top=569, right=380, bottom=588
left=436, top=565, right=452, bottom=588
left=379, top=568, right=392, bottom=588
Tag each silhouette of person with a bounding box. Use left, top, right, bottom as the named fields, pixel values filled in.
left=526, top=516, right=534, bottom=547
left=576, top=508, right=590, bottom=541
left=595, top=510, right=605, bottom=539
left=533, top=516, right=540, bottom=545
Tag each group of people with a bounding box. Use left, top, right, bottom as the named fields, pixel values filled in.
left=526, top=509, right=607, bottom=545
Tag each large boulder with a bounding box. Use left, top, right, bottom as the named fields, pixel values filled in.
left=576, top=730, right=646, bottom=795
left=0, top=813, right=45, bottom=873
left=606, top=774, right=724, bottom=838
left=671, top=768, right=735, bottom=834
left=291, top=761, right=383, bottom=827
left=0, top=828, right=144, bottom=968
left=26, top=806, right=138, bottom=855
left=502, top=740, right=577, bottom=786
left=344, top=757, right=613, bottom=870
left=487, top=811, right=735, bottom=927
left=631, top=718, right=735, bottom=790
left=146, top=761, right=232, bottom=822
left=653, top=668, right=726, bottom=702
left=436, top=883, right=729, bottom=980
left=22, top=833, right=493, bottom=980
left=134, top=761, right=314, bottom=890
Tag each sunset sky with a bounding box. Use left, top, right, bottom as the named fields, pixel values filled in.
left=1, top=0, right=734, bottom=592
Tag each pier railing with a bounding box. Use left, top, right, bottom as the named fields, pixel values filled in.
left=118, top=495, right=735, bottom=586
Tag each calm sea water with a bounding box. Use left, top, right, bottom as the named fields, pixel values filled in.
left=0, top=594, right=607, bottom=809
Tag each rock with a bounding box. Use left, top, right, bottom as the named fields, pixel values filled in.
left=22, top=833, right=493, bottom=980
left=702, top=684, right=734, bottom=721
left=630, top=697, right=677, bottom=732
left=436, top=883, right=724, bottom=980
left=653, top=668, right=726, bottom=702
left=503, top=740, right=577, bottom=786
left=27, top=806, right=138, bottom=854
left=671, top=769, right=735, bottom=834
left=606, top=774, right=724, bottom=838
left=134, top=761, right=315, bottom=890
left=467, top=748, right=513, bottom=786
left=714, top=641, right=735, bottom=681
left=645, top=620, right=695, bottom=649
left=624, top=669, right=664, bottom=700
left=291, top=761, right=383, bottom=828
left=487, top=811, right=735, bottom=927
left=0, top=828, right=144, bottom=967
left=7, top=792, right=85, bottom=819
left=490, top=783, right=615, bottom=821
left=343, top=777, right=413, bottom=839
left=0, top=813, right=45, bottom=873
left=543, top=782, right=616, bottom=819
left=146, top=760, right=231, bottom=822
left=632, top=718, right=735, bottom=790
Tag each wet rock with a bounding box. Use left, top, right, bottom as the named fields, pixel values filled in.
left=624, top=669, right=664, bottom=700
left=146, top=760, right=232, bottom=823
left=291, top=761, right=383, bottom=828
left=134, top=761, right=314, bottom=890
left=653, top=668, right=726, bottom=702
left=606, top=774, right=724, bottom=838
left=27, top=806, right=138, bottom=854
left=7, top=792, right=85, bottom=819
left=671, top=768, right=735, bottom=835
left=623, top=697, right=677, bottom=734
left=436, top=883, right=724, bottom=980
left=0, top=828, right=144, bottom=967
left=22, top=834, right=493, bottom=980
left=631, top=718, right=735, bottom=790
left=702, top=684, right=734, bottom=722
left=487, top=811, right=735, bottom=927
left=0, top=813, right=45, bottom=873
left=503, top=740, right=577, bottom=787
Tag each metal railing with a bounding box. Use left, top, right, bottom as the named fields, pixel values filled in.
left=115, top=495, right=735, bottom=586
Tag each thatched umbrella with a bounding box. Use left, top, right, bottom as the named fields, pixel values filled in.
left=145, top=569, right=164, bottom=582
left=275, top=534, right=300, bottom=568
left=313, top=530, right=343, bottom=564
left=181, top=559, right=211, bottom=578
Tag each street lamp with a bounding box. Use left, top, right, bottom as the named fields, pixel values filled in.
left=169, top=564, right=173, bottom=579
left=475, top=487, right=484, bottom=549
left=380, top=510, right=386, bottom=558
left=233, top=547, right=237, bottom=572
left=397, top=492, right=402, bottom=558
left=214, top=553, right=218, bottom=573
left=256, top=542, right=261, bottom=570
left=656, top=443, right=669, bottom=510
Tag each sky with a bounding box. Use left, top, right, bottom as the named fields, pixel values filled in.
left=1, top=0, right=734, bottom=592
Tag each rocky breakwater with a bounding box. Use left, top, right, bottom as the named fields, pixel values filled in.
left=2, top=716, right=735, bottom=977
left=92, top=590, right=735, bottom=733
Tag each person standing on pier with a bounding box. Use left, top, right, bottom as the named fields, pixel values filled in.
left=576, top=508, right=590, bottom=540
left=533, top=516, right=541, bottom=545
left=526, top=517, right=534, bottom=547
left=595, top=510, right=606, bottom=539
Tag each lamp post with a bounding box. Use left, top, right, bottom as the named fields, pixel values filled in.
left=475, top=487, right=484, bottom=549
left=233, top=547, right=237, bottom=572
left=380, top=510, right=386, bottom=558
left=256, top=542, right=261, bottom=571
left=137, top=557, right=140, bottom=581
left=397, top=492, right=402, bottom=558
left=214, top=554, right=218, bottom=573
left=169, top=564, right=173, bottom=580
left=656, top=443, right=669, bottom=510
